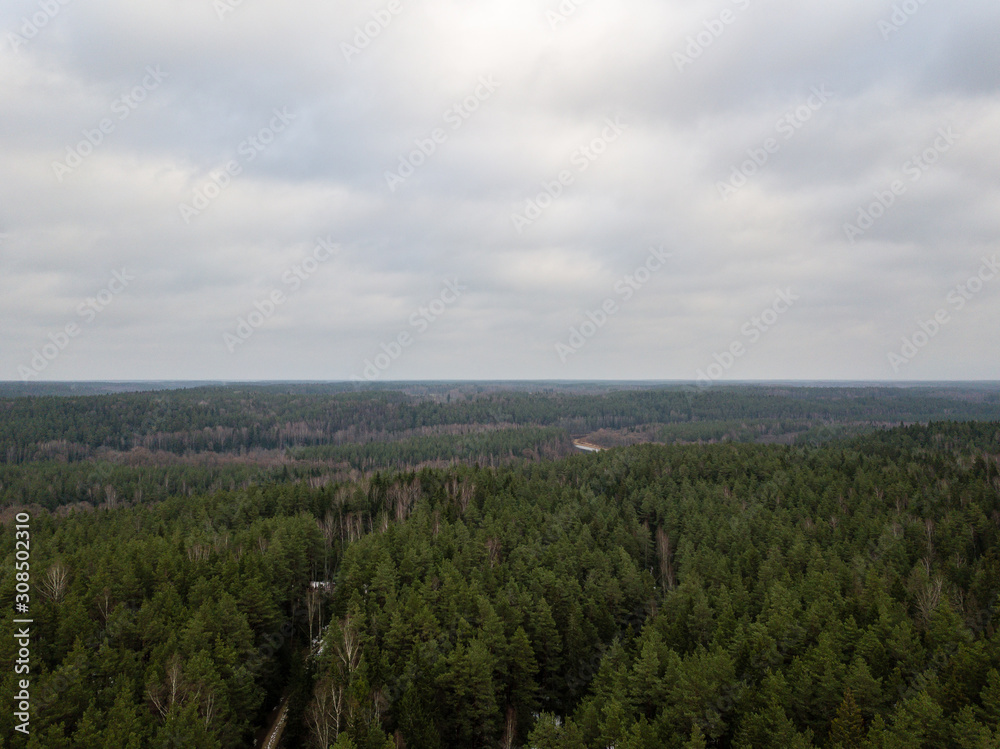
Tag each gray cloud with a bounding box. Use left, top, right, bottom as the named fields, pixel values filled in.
left=1, top=0, right=997, bottom=382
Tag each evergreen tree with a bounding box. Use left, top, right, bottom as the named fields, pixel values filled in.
left=829, top=688, right=864, bottom=748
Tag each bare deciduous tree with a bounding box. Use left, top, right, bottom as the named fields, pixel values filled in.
left=306, top=678, right=345, bottom=749
left=148, top=653, right=184, bottom=719
left=916, top=574, right=943, bottom=629
left=306, top=587, right=324, bottom=643
left=336, top=615, right=363, bottom=677
left=96, top=587, right=113, bottom=622
left=318, top=513, right=337, bottom=546
left=40, top=562, right=69, bottom=604
left=446, top=477, right=474, bottom=516
left=485, top=537, right=502, bottom=567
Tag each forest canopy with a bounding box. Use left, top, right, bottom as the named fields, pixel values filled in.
left=1, top=384, right=999, bottom=748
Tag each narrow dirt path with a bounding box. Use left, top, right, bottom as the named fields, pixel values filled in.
left=259, top=695, right=290, bottom=749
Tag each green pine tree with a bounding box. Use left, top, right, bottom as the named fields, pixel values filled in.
left=829, top=688, right=864, bottom=748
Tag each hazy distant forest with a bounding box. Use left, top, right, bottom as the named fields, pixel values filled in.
left=2, top=382, right=1000, bottom=748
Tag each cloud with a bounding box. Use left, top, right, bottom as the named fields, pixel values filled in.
left=0, top=0, right=997, bottom=382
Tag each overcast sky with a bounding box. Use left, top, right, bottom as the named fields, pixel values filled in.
left=1, top=0, right=998, bottom=382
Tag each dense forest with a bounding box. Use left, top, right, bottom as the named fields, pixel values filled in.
left=1, top=385, right=1000, bottom=747
left=3, top=383, right=1000, bottom=513
left=3, top=383, right=1000, bottom=462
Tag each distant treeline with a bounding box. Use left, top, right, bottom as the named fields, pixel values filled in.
left=2, top=385, right=999, bottom=462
